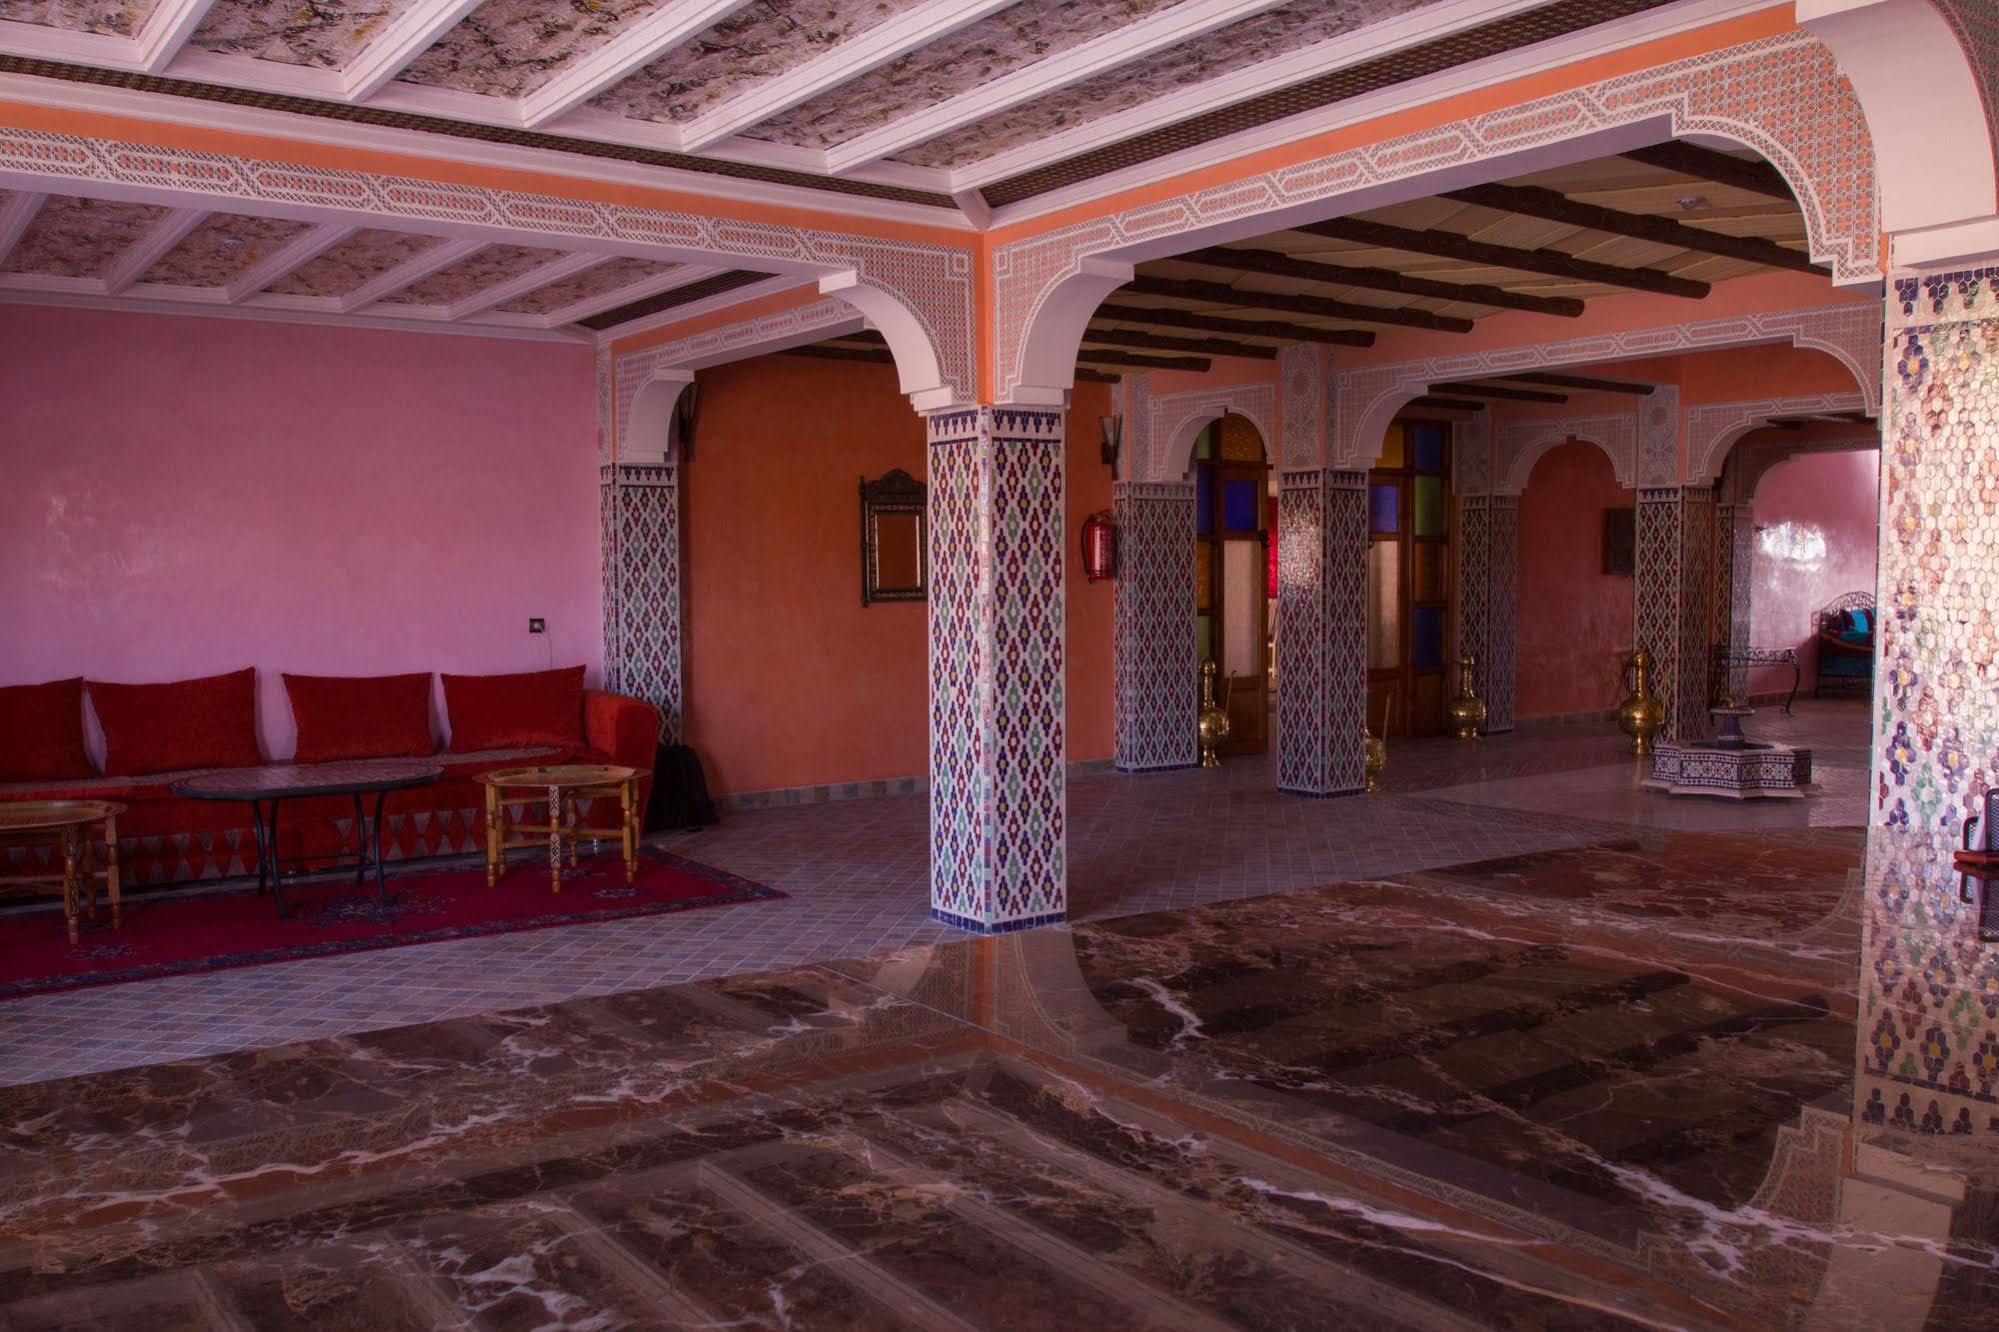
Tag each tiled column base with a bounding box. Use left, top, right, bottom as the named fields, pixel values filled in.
left=1113, top=481, right=1198, bottom=771
left=602, top=463, right=680, bottom=741
left=1277, top=469, right=1367, bottom=796
left=927, top=407, right=1067, bottom=933
left=1877, top=271, right=1999, bottom=829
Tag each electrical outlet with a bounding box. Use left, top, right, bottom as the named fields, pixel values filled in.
left=528, top=618, right=546, bottom=634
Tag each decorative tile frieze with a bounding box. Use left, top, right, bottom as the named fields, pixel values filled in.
left=1113, top=481, right=1197, bottom=772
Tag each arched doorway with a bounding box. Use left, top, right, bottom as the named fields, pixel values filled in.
left=1365, top=415, right=1453, bottom=738
left=1191, top=412, right=1272, bottom=756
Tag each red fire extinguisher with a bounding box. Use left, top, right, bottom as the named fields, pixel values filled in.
left=1081, top=510, right=1117, bottom=582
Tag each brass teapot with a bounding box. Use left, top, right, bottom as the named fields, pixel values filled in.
left=1197, top=659, right=1231, bottom=768
left=1618, top=647, right=1667, bottom=756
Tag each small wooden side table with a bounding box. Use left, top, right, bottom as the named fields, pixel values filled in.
left=477, top=764, right=640, bottom=893
left=0, top=801, right=125, bottom=943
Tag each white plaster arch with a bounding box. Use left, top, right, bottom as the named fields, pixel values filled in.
left=1146, top=384, right=1278, bottom=480
left=1012, top=257, right=1137, bottom=408
left=1686, top=392, right=1876, bottom=482
left=624, top=370, right=695, bottom=465
left=817, top=270, right=955, bottom=411
left=1801, top=0, right=1999, bottom=267
left=1495, top=415, right=1637, bottom=495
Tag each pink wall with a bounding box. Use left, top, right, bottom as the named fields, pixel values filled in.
left=1516, top=440, right=1634, bottom=719
left=1749, top=447, right=1880, bottom=694
left=0, top=306, right=600, bottom=764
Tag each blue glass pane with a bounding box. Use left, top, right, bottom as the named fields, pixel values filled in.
left=1414, top=607, right=1445, bottom=670
left=1413, top=423, right=1447, bottom=471
left=1369, top=482, right=1399, bottom=534
left=1196, top=466, right=1214, bottom=535
left=1223, top=478, right=1260, bottom=531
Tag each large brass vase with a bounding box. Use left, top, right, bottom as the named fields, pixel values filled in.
left=1197, top=659, right=1231, bottom=768
left=1618, top=647, right=1667, bottom=756
left=1446, top=653, right=1487, bottom=741
left=1363, top=731, right=1387, bottom=792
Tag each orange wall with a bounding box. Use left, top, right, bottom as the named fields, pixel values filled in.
left=681, top=355, right=1113, bottom=796
left=1516, top=441, right=1635, bottom=719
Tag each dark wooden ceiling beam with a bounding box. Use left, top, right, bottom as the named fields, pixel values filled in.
left=1499, top=371, right=1656, bottom=396
left=1180, top=246, right=1584, bottom=318
left=1076, top=368, right=1122, bottom=384
left=1123, top=275, right=1474, bottom=334
left=1409, top=396, right=1487, bottom=412
left=1296, top=217, right=1709, bottom=299
left=1081, top=326, right=1277, bottom=359
left=1094, top=302, right=1374, bottom=347
left=1429, top=380, right=1569, bottom=404
left=1442, top=183, right=1826, bottom=276
left=1619, top=143, right=1795, bottom=201
left=781, top=344, right=896, bottom=364
left=1079, top=347, right=1213, bottom=372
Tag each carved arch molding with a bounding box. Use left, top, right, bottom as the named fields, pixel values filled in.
left=0, top=126, right=977, bottom=406
left=994, top=29, right=1883, bottom=404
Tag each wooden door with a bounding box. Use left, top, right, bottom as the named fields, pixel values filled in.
left=1365, top=419, right=1453, bottom=738
left=1194, top=420, right=1270, bottom=755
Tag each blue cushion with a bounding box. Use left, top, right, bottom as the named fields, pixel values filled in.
left=1850, top=607, right=1873, bottom=636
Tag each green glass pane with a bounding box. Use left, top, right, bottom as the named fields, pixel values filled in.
left=1197, top=614, right=1214, bottom=666
left=1414, top=476, right=1444, bottom=537
left=1195, top=423, right=1215, bottom=460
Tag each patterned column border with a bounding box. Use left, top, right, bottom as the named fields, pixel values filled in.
left=928, top=406, right=1068, bottom=933
left=0, top=125, right=977, bottom=403
left=1486, top=495, right=1520, bottom=734
left=606, top=462, right=681, bottom=743
left=1494, top=413, right=1638, bottom=494
left=993, top=30, right=1882, bottom=401
left=1276, top=469, right=1367, bottom=796
left=1635, top=487, right=1687, bottom=741
left=1457, top=494, right=1491, bottom=718
left=1113, top=481, right=1198, bottom=772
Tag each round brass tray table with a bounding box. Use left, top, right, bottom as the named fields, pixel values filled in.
left=476, top=764, right=641, bottom=893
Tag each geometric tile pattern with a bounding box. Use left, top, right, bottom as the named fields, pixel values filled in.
left=1487, top=495, right=1520, bottom=734
left=1712, top=501, right=1755, bottom=701
left=992, top=30, right=1883, bottom=400
left=927, top=406, right=1067, bottom=932
left=603, top=463, right=680, bottom=743
left=1276, top=469, right=1367, bottom=795
left=1678, top=486, right=1715, bottom=743
left=1932, top=0, right=1999, bottom=192
left=1876, top=267, right=1999, bottom=830
left=1639, top=384, right=1680, bottom=487
left=1636, top=485, right=1716, bottom=744
left=1456, top=494, right=1490, bottom=710
left=1113, top=481, right=1198, bottom=772
left=1493, top=412, right=1636, bottom=493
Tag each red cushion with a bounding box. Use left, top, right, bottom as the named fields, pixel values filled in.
left=0, top=677, right=92, bottom=782
left=87, top=668, right=262, bottom=777
left=284, top=672, right=435, bottom=764
left=442, top=666, right=585, bottom=753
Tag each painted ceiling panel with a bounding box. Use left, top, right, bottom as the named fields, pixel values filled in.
left=746, top=0, right=1184, bottom=150
left=894, top=0, right=1442, bottom=166
left=496, top=255, right=679, bottom=314
left=262, top=227, right=441, bottom=297
left=139, top=212, right=314, bottom=286
left=0, top=0, right=156, bottom=37
left=2, top=194, right=167, bottom=278
left=188, top=0, right=420, bottom=68
left=378, top=242, right=566, bottom=305
left=589, top=0, right=921, bottom=124
left=397, top=0, right=669, bottom=98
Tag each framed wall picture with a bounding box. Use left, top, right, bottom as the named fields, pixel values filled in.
left=1603, top=506, right=1636, bottom=576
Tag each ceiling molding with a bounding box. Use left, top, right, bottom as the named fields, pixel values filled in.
left=343, top=0, right=489, bottom=102
left=522, top=0, right=761, bottom=130
left=0, top=188, right=44, bottom=265
left=135, top=0, right=220, bottom=75
left=0, top=282, right=592, bottom=342
left=338, top=238, right=483, bottom=312
left=440, top=252, right=607, bottom=322
left=542, top=264, right=727, bottom=328
left=102, top=206, right=206, bottom=294
left=222, top=221, right=355, bottom=303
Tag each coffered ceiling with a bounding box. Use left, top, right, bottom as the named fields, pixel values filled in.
left=0, top=0, right=1693, bottom=213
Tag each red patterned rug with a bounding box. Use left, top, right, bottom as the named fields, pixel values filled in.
left=0, top=848, right=784, bottom=1000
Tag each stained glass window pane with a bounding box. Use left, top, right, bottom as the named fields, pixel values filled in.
left=1196, top=466, right=1214, bottom=535
left=1223, top=479, right=1260, bottom=532
left=1195, top=423, right=1214, bottom=460
left=1369, top=483, right=1399, bottom=535
left=1377, top=423, right=1405, bottom=468
left=1415, top=542, right=1444, bottom=603
left=1223, top=540, right=1261, bottom=676
left=1195, top=539, right=1213, bottom=611
left=1412, top=423, right=1447, bottom=471
left=1197, top=614, right=1214, bottom=666
left=1414, top=606, right=1445, bottom=670
left=1367, top=542, right=1400, bottom=670
left=1413, top=476, right=1444, bottom=537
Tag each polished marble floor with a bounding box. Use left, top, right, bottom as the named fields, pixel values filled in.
left=0, top=702, right=1871, bottom=1085
left=3, top=812, right=1993, bottom=1329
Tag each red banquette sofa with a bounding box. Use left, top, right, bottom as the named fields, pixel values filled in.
left=0, top=666, right=658, bottom=886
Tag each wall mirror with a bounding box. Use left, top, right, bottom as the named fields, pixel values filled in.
left=860, top=469, right=928, bottom=605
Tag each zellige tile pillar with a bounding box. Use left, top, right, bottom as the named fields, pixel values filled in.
left=1276, top=468, right=1368, bottom=795
left=927, top=406, right=1067, bottom=932
left=1113, top=480, right=1198, bottom=771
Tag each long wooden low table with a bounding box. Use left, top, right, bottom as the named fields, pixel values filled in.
left=477, top=764, right=641, bottom=893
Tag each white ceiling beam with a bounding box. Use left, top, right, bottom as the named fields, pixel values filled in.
left=222, top=222, right=356, bottom=303
left=824, top=0, right=1293, bottom=174
left=343, top=0, right=488, bottom=102
left=441, top=251, right=604, bottom=320
left=136, top=0, right=220, bottom=73
left=336, top=237, right=482, bottom=310
left=521, top=0, right=758, bottom=130
left=674, top=0, right=1017, bottom=151
left=102, top=208, right=207, bottom=295
left=0, top=191, right=46, bottom=267
left=540, top=263, right=725, bottom=326
left=0, top=18, right=141, bottom=68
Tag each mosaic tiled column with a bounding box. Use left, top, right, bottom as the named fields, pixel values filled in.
left=1713, top=502, right=1755, bottom=702
left=1635, top=486, right=1715, bottom=743
left=1485, top=495, right=1519, bottom=734
left=1113, top=481, right=1198, bottom=771
left=927, top=406, right=1067, bottom=932
left=1456, top=493, right=1490, bottom=693
left=1876, top=269, right=1999, bottom=830
left=601, top=462, right=680, bottom=741
left=1277, top=469, right=1368, bottom=795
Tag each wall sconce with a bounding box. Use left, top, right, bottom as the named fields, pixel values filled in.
left=1099, top=414, right=1123, bottom=476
